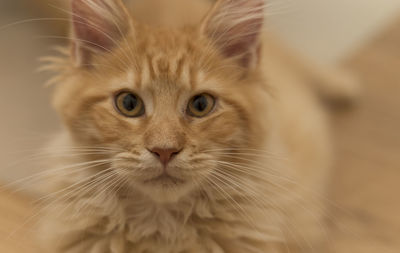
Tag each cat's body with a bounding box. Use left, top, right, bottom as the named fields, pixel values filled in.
left=38, top=0, right=355, bottom=252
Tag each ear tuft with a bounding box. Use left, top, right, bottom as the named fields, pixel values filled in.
left=71, top=0, right=130, bottom=66
left=201, top=0, right=265, bottom=68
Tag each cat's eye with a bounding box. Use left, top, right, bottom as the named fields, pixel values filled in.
left=187, top=93, right=216, bottom=118
left=115, top=92, right=145, bottom=117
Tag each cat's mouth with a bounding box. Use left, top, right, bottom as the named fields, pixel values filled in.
left=143, top=173, right=185, bottom=185
left=138, top=172, right=190, bottom=203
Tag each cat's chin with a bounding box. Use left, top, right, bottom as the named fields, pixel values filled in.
left=135, top=176, right=193, bottom=203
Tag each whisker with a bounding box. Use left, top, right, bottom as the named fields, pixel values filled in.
left=34, top=162, right=120, bottom=205
left=212, top=167, right=313, bottom=251
left=1, top=159, right=116, bottom=193
left=56, top=171, right=120, bottom=220
left=204, top=173, right=261, bottom=233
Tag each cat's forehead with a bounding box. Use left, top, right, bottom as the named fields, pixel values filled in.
left=139, top=53, right=205, bottom=90
left=106, top=28, right=207, bottom=89
left=109, top=55, right=210, bottom=93
left=105, top=27, right=224, bottom=93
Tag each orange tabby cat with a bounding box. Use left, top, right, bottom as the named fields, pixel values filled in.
left=39, top=0, right=355, bottom=252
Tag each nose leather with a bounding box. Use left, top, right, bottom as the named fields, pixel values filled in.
left=149, top=148, right=181, bottom=167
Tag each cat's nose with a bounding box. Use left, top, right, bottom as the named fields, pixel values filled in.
left=148, top=147, right=182, bottom=167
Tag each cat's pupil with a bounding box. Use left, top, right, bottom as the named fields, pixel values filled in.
left=193, top=96, right=208, bottom=111
left=123, top=94, right=138, bottom=111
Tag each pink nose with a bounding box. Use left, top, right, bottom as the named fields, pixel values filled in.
left=149, top=148, right=181, bottom=167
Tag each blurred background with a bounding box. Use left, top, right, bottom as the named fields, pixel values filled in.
left=1, top=0, right=399, bottom=185
left=0, top=0, right=400, bottom=252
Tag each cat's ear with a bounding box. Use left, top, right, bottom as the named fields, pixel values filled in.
left=200, top=0, right=265, bottom=69
left=71, top=0, right=131, bottom=66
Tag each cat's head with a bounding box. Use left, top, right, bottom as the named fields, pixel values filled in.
left=52, top=0, right=271, bottom=203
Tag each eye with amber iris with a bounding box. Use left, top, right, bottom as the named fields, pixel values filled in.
left=187, top=93, right=216, bottom=118
left=115, top=92, right=145, bottom=117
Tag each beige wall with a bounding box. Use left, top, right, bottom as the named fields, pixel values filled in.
left=269, top=0, right=400, bottom=63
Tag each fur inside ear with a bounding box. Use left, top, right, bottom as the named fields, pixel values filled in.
left=201, top=0, right=265, bottom=68
left=71, top=0, right=130, bottom=66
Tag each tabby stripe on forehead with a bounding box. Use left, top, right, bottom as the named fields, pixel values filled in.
left=189, top=65, right=198, bottom=89
left=146, top=54, right=156, bottom=81
left=157, top=58, right=170, bottom=75
left=175, top=56, right=185, bottom=80
left=135, top=64, right=142, bottom=89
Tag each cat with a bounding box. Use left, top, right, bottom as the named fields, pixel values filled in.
left=38, top=0, right=357, bottom=252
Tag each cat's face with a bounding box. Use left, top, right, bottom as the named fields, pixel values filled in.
left=52, top=0, right=267, bottom=202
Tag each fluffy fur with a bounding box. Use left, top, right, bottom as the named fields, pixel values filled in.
left=38, top=0, right=354, bottom=252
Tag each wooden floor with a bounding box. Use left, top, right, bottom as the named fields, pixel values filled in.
left=1, top=17, right=399, bottom=253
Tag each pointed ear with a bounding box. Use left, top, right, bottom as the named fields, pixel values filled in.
left=201, top=0, right=265, bottom=69
left=71, top=0, right=131, bottom=66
